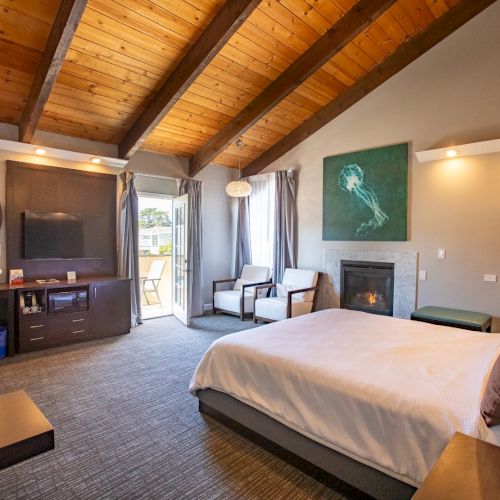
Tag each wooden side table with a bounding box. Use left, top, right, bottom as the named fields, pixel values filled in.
left=0, top=390, right=54, bottom=469
left=413, top=432, right=500, bottom=499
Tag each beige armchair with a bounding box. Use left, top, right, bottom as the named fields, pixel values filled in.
left=254, top=268, right=321, bottom=323
left=213, top=265, right=272, bottom=320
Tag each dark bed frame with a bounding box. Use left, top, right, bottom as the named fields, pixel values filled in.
left=198, top=389, right=417, bottom=500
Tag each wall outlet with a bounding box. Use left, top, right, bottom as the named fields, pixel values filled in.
left=437, top=248, right=446, bottom=259
left=419, top=270, right=427, bottom=281
left=483, top=274, right=497, bottom=282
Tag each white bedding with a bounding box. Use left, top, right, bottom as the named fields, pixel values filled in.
left=189, top=309, right=500, bottom=486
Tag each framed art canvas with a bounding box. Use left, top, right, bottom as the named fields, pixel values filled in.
left=323, top=143, right=408, bottom=241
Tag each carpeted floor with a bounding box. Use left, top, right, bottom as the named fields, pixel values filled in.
left=0, top=314, right=364, bottom=499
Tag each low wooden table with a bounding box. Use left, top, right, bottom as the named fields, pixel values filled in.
left=0, top=390, right=54, bottom=469
left=413, top=433, right=500, bottom=499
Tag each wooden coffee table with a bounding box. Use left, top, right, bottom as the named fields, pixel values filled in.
left=413, top=432, right=500, bottom=499
left=0, top=390, right=54, bottom=469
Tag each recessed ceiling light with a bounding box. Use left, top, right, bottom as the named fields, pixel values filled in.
left=91, top=157, right=101, bottom=164
left=35, top=148, right=46, bottom=155
left=446, top=149, right=457, bottom=158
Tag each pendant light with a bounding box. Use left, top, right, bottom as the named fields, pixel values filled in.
left=225, top=139, right=252, bottom=198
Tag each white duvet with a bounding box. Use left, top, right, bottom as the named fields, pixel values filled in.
left=189, top=309, right=500, bottom=486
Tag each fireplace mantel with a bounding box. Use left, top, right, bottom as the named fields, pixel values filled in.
left=322, top=249, right=417, bottom=318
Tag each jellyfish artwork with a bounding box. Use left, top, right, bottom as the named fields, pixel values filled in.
left=338, top=163, right=389, bottom=237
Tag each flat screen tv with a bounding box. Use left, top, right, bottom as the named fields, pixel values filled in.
left=24, top=210, right=107, bottom=260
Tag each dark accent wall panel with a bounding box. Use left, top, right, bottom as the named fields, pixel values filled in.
left=6, top=161, right=117, bottom=280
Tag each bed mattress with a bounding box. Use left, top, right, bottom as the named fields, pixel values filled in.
left=190, top=309, right=500, bottom=486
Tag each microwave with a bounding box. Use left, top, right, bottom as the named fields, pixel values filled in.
left=47, top=288, right=88, bottom=315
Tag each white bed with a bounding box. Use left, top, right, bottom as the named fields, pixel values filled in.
left=190, top=308, right=500, bottom=487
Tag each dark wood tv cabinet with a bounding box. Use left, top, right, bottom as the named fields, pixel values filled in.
left=0, top=277, right=131, bottom=354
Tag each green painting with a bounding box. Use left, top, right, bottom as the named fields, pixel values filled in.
left=323, top=143, right=408, bottom=241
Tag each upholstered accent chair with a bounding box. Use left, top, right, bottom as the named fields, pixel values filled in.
left=213, top=265, right=272, bottom=320
left=253, top=268, right=321, bottom=323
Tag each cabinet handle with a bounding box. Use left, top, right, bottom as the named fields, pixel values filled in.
left=30, top=336, right=44, bottom=341
left=94, top=287, right=97, bottom=299
left=72, top=318, right=85, bottom=322
left=72, top=330, right=85, bottom=334
left=30, top=324, right=45, bottom=329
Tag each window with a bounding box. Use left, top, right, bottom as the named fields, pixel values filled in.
left=249, top=173, right=275, bottom=268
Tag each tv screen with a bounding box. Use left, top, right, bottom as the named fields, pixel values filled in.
left=24, top=211, right=107, bottom=260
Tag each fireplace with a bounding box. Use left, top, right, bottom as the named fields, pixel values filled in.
left=340, top=260, right=394, bottom=316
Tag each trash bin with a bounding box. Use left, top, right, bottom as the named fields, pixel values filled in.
left=0, top=326, right=7, bottom=358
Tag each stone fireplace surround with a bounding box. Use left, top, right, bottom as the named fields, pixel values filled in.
left=322, top=249, right=418, bottom=319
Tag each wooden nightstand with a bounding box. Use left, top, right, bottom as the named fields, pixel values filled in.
left=413, top=432, right=500, bottom=499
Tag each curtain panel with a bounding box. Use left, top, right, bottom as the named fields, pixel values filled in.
left=178, top=179, right=204, bottom=317
left=273, top=170, right=297, bottom=284
left=234, top=196, right=252, bottom=277
left=118, top=171, right=142, bottom=327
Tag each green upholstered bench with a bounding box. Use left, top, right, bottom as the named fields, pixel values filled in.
left=411, top=306, right=492, bottom=332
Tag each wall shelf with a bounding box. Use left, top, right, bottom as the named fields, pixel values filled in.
left=415, top=138, right=500, bottom=163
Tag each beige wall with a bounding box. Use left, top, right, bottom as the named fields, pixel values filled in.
left=262, top=3, right=500, bottom=330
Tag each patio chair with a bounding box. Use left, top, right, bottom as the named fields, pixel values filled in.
left=141, top=260, right=166, bottom=305
left=213, top=265, right=272, bottom=320
left=253, top=268, right=321, bottom=323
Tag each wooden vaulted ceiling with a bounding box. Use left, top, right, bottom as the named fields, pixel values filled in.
left=0, top=0, right=495, bottom=176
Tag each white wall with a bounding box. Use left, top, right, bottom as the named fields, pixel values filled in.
left=194, top=165, right=237, bottom=308
left=262, top=2, right=500, bottom=330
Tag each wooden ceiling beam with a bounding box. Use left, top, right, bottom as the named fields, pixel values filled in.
left=19, top=0, right=88, bottom=143
left=242, top=0, right=497, bottom=177
left=118, top=0, right=261, bottom=160
left=189, top=0, right=398, bottom=177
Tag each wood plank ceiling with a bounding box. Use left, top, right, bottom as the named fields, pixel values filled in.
left=0, top=0, right=494, bottom=176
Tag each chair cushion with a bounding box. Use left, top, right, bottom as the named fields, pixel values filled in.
left=233, top=279, right=250, bottom=291
left=214, top=290, right=255, bottom=314
left=280, top=269, right=318, bottom=301
left=239, top=265, right=271, bottom=283
left=255, top=297, right=313, bottom=322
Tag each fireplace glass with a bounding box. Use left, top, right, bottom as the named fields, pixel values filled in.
left=340, top=261, right=394, bottom=316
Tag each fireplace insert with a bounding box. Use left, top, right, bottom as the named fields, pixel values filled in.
left=340, top=260, right=394, bottom=316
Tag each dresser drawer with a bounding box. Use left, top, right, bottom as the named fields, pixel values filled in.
left=18, top=326, right=51, bottom=353
left=48, top=312, right=90, bottom=335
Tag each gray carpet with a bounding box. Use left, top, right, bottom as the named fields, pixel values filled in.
left=0, top=314, right=363, bottom=499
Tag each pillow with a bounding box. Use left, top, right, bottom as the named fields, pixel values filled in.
left=276, top=283, right=314, bottom=302
left=481, top=355, right=500, bottom=427
left=233, top=279, right=250, bottom=291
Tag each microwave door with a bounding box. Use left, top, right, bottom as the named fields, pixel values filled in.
left=52, top=292, right=75, bottom=311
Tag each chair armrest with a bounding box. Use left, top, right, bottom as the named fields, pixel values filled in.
left=242, top=280, right=273, bottom=295
left=213, top=278, right=237, bottom=286
left=287, top=286, right=319, bottom=318
left=253, top=283, right=276, bottom=292
left=213, top=278, right=237, bottom=294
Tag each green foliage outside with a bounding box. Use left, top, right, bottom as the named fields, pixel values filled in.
left=139, top=208, right=172, bottom=228
left=159, top=243, right=172, bottom=255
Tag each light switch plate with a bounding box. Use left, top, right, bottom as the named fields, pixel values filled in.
left=483, top=274, right=497, bottom=282
left=437, top=248, right=446, bottom=259
left=419, top=270, right=427, bottom=281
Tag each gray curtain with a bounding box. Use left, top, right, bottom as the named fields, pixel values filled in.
left=178, top=179, right=204, bottom=317
left=234, top=196, right=251, bottom=277
left=273, top=170, right=297, bottom=283
left=118, top=171, right=142, bottom=327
